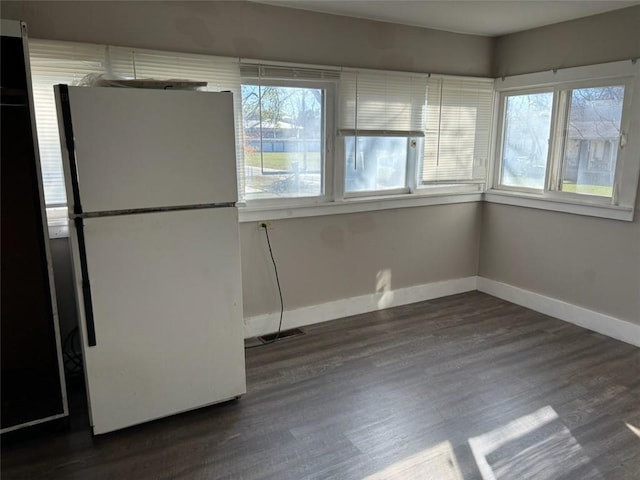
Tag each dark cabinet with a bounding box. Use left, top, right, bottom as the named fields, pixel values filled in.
left=1, top=20, right=68, bottom=433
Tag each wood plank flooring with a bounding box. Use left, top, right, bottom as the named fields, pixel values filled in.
left=2, top=292, right=639, bottom=479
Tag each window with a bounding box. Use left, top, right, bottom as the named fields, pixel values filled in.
left=344, top=136, right=410, bottom=193
left=491, top=61, right=640, bottom=221
left=498, top=86, right=625, bottom=194
left=338, top=69, right=426, bottom=196
left=241, top=83, right=324, bottom=199
left=29, top=39, right=494, bottom=227
left=338, top=70, right=493, bottom=198
left=559, top=85, right=624, bottom=197
left=239, top=64, right=337, bottom=203
left=422, top=78, right=493, bottom=185
left=499, top=91, right=553, bottom=189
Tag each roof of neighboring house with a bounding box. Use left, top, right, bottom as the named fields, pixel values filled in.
left=568, top=121, right=620, bottom=139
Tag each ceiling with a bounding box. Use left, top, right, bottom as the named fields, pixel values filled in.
left=254, top=1, right=640, bottom=36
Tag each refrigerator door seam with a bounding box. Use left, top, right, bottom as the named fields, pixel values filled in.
left=72, top=202, right=237, bottom=219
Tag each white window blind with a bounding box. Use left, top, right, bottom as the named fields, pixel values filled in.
left=422, top=78, right=493, bottom=183
left=28, top=40, right=244, bottom=209
left=28, top=39, right=107, bottom=206
left=240, top=63, right=340, bottom=81
left=339, top=69, right=427, bottom=133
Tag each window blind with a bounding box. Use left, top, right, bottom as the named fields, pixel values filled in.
left=422, top=78, right=493, bottom=183
left=339, top=69, right=428, bottom=133
left=28, top=40, right=244, bottom=207
left=240, top=63, right=340, bottom=81
left=28, top=39, right=107, bottom=206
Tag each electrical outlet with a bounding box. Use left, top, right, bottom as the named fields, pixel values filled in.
left=258, top=221, right=273, bottom=230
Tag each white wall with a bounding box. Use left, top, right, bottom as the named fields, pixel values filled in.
left=480, top=203, right=640, bottom=324
left=492, top=6, right=640, bottom=77
left=482, top=5, right=640, bottom=326
left=241, top=205, right=481, bottom=318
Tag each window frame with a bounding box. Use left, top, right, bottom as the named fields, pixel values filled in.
left=488, top=60, right=640, bottom=221
left=336, top=130, right=423, bottom=200
left=493, top=86, right=557, bottom=194
left=239, top=77, right=336, bottom=208
left=548, top=78, right=632, bottom=202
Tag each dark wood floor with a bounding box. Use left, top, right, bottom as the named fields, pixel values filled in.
left=2, top=292, right=639, bottom=479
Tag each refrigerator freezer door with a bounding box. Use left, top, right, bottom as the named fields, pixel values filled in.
left=62, top=87, right=237, bottom=213
left=71, top=208, right=246, bottom=434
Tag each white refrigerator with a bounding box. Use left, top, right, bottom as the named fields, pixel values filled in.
left=54, top=86, right=246, bottom=435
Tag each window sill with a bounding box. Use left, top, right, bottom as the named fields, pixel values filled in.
left=47, top=187, right=633, bottom=239
left=238, top=191, right=483, bottom=222
left=46, top=190, right=483, bottom=237
left=484, top=189, right=634, bottom=221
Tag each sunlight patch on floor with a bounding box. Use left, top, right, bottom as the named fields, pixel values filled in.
left=626, top=423, right=640, bottom=438
left=469, top=405, right=602, bottom=480
left=363, top=441, right=463, bottom=480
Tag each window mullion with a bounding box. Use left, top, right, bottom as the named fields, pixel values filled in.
left=333, top=132, right=346, bottom=201
left=323, top=86, right=336, bottom=201
left=547, top=90, right=568, bottom=192
left=612, top=77, right=635, bottom=205
left=492, top=94, right=507, bottom=188
left=406, top=137, right=419, bottom=193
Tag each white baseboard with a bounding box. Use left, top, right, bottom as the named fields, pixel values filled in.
left=477, top=277, right=640, bottom=348
left=245, top=275, right=640, bottom=347
left=244, top=276, right=478, bottom=339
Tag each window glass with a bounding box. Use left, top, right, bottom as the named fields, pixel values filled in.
left=560, top=86, right=624, bottom=197
left=344, top=137, right=407, bottom=193
left=242, top=84, right=323, bottom=199
left=500, top=92, right=553, bottom=189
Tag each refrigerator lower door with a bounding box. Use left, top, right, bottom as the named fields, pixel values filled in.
left=70, top=208, right=246, bottom=435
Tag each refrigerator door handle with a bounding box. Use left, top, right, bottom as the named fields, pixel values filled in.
left=75, top=218, right=97, bottom=347
left=58, top=85, right=96, bottom=347
left=57, top=84, right=83, bottom=216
